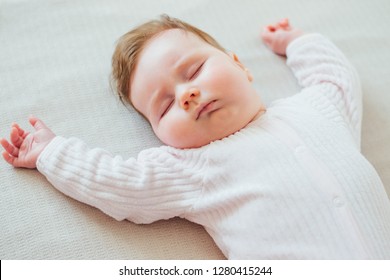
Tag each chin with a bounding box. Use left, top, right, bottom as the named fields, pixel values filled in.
left=166, top=134, right=217, bottom=149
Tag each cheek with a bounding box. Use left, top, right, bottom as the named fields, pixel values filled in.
left=154, top=114, right=195, bottom=147
left=203, top=59, right=248, bottom=92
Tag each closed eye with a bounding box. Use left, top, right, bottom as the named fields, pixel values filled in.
left=161, top=99, right=174, bottom=118
left=190, top=61, right=205, bottom=80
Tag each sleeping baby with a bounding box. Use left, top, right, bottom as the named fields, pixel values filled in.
left=2, top=15, right=390, bottom=259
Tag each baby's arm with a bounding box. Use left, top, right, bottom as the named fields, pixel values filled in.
left=261, top=19, right=362, bottom=147
left=35, top=137, right=202, bottom=222
left=261, top=18, right=304, bottom=56
left=1, top=116, right=55, bottom=169
left=2, top=122, right=203, bottom=223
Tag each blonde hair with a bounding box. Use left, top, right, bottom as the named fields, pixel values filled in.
left=111, top=14, right=225, bottom=106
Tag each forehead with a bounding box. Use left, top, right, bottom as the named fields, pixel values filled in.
left=137, top=28, right=206, bottom=70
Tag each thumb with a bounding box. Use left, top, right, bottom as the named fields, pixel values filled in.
left=29, top=115, right=48, bottom=130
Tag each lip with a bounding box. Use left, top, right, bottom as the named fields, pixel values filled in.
left=195, top=100, right=218, bottom=120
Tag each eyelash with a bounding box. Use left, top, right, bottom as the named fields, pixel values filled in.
left=161, top=99, right=174, bottom=118
left=190, top=61, right=205, bottom=80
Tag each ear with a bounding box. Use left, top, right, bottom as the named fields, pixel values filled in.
left=230, top=52, right=253, bottom=82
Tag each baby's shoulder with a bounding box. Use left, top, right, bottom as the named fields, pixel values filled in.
left=137, top=144, right=208, bottom=167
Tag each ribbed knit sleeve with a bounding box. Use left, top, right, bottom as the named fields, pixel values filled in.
left=286, top=34, right=362, bottom=147
left=36, top=136, right=205, bottom=223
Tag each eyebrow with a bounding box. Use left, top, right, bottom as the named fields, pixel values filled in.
left=173, top=53, right=189, bottom=73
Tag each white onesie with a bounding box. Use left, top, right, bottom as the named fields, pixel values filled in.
left=37, top=34, right=390, bottom=259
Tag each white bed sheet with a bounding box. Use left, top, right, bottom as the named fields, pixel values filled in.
left=1, top=0, right=389, bottom=259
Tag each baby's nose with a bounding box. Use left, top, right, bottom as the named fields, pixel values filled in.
left=180, top=88, right=200, bottom=110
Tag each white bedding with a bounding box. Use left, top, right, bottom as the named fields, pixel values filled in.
left=1, top=0, right=389, bottom=259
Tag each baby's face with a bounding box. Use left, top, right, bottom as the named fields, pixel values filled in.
left=131, top=29, right=264, bottom=148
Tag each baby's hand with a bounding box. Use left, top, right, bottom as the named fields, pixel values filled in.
left=261, top=18, right=304, bottom=56
left=1, top=116, right=56, bottom=169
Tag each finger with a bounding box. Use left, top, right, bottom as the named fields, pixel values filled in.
left=3, top=151, right=25, bottom=168
left=261, top=28, right=274, bottom=45
left=279, top=19, right=292, bottom=31
left=29, top=116, right=48, bottom=131
left=0, top=138, right=6, bottom=149
left=266, top=24, right=276, bottom=32
left=2, top=151, right=17, bottom=167
left=12, top=123, right=29, bottom=138
left=278, top=18, right=289, bottom=28
left=10, top=127, right=24, bottom=148
left=0, top=138, right=19, bottom=157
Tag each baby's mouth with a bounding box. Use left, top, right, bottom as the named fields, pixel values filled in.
left=195, top=100, right=218, bottom=120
